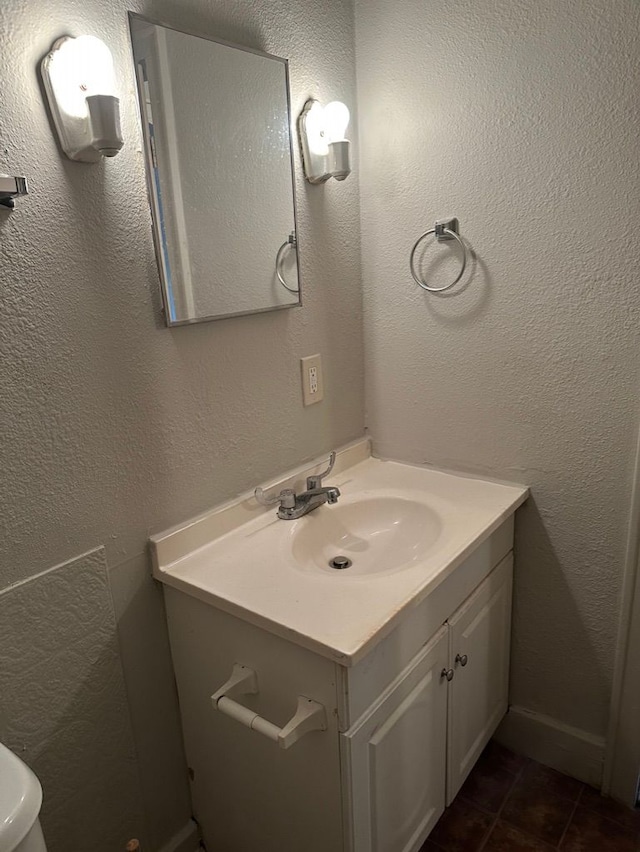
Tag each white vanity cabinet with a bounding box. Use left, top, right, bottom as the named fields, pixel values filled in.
left=342, top=553, right=512, bottom=852
left=446, top=555, right=512, bottom=804
left=343, top=626, right=450, bottom=852
left=161, top=519, right=515, bottom=852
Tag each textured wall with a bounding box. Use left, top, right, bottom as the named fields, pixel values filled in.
left=355, top=0, right=640, bottom=739
left=0, top=550, right=145, bottom=851
left=0, top=0, right=363, bottom=848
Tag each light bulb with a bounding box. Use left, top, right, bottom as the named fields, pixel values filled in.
left=324, top=101, right=350, bottom=143
left=298, top=97, right=351, bottom=183
left=53, top=35, right=118, bottom=118
left=76, top=36, right=117, bottom=97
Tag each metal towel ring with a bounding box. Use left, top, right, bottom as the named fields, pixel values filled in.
left=409, top=218, right=468, bottom=292
left=276, top=231, right=299, bottom=293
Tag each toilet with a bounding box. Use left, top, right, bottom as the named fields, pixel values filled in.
left=0, top=742, right=47, bottom=852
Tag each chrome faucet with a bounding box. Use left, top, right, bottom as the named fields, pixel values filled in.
left=255, top=452, right=341, bottom=520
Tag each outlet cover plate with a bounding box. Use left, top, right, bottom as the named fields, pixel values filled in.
left=301, top=354, right=324, bottom=406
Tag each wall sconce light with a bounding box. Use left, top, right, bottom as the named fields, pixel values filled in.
left=298, top=99, right=351, bottom=184
left=41, top=35, right=124, bottom=163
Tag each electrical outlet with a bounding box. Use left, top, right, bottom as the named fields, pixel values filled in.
left=301, top=354, right=324, bottom=405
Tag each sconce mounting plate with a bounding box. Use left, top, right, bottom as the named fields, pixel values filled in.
left=298, top=99, right=332, bottom=184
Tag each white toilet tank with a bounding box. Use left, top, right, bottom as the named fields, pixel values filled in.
left=0, top=742, right=48, bottom=852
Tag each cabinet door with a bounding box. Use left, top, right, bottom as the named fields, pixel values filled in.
left=446, top=553, right=513, bottom=804
left=342, top=626, right=449, bottom=852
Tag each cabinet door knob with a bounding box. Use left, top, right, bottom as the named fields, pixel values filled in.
left=455, top=653, right=468, bottom=667
left=441, top=667, right=454, bottom=682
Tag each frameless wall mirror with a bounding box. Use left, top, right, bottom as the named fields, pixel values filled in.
left=129, top=14, right=301, bottom=326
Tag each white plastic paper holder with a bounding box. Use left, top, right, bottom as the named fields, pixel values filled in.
left=211, top=664, right=327, bottom=750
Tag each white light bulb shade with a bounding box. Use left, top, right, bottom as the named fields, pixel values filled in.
left=323, top=101, right=350, bottom=143
left=328, top=140, right=351, bottom=181
left=86, top=95, right=124, bottom=157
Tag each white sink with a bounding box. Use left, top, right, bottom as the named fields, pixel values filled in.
left=290, top=495, right=442, bottom=576
left=152, top=442, right=528, bottom=664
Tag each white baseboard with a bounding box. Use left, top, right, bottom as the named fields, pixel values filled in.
left=495, top=706, right=605, bottom=788
left=157, top=819, right=200, bottom=852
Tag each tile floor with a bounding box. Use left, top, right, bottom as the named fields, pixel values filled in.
left=421, top=741, right=640, bottom=851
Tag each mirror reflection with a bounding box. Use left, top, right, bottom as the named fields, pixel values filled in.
left=129, top=15, right=301, bottom=325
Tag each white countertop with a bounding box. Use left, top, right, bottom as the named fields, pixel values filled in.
left=151, top=443, right=528, bottom=665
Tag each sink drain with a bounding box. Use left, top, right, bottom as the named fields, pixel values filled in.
left=329, top=555, right=352, bottom=570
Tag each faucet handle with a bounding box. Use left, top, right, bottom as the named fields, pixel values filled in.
left=255, top=487, right=296, bottom=509
left=306, top=451, right=336, bottom=490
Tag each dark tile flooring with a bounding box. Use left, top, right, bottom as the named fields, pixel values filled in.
left=421, top=740, right=640, bottom=851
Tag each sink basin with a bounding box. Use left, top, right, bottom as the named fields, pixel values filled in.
left=289, top=495, right=442, bottom=576
left=152, top=444, right=529, bottom=664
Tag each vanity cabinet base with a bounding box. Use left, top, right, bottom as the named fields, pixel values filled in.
left=164, top=589, right=344, bottom=852
left=163, top=522, right=514, bottom=852
left=447, top=555, right=513, bottom=803
left=340, top=554, right=513, bottom=852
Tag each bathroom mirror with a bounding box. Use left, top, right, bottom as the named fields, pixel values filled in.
left=129, top=14, right=301, bottom=325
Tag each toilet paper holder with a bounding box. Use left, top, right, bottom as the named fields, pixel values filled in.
left=211, top=664, right=327, bottom=749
